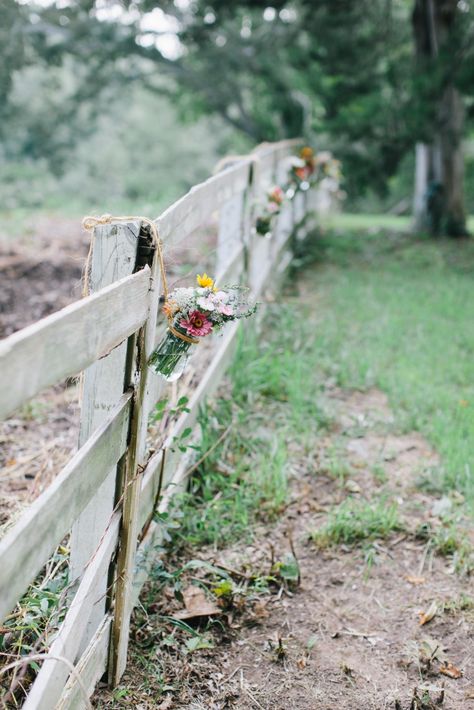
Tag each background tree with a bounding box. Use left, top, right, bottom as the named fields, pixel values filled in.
left=412, top=0, right=470, bottom=235
left=3, top=0, right=474, bottom=233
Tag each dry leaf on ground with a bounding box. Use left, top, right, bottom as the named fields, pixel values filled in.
left=439, top=662, right=463, bottom=679
left=173, top=585, right=221, bottom=620
left=405, top=574, right=426, bottom=585
left=252, top=600, right=270, bottom=620
left=418, top=601, right=438, bottom=626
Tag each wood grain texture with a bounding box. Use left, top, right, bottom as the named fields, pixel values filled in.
left=0, top=268, right=149, bottom=420
left=56, top=616, right=112, bottom=710
left=70, top=221, right=141, bottom=650
left=216, top=244, right=246, bottom=288
left=24, top=513, right=121, bottom=710
left=110, top=331, right=147, bottom=683
left=216, top=192, right=245, bottom=278
left=0, top=394, right=131, bottom=623
left=0, top=394, right=130, bottom=619
left=110, top=219, right=164, bottom=682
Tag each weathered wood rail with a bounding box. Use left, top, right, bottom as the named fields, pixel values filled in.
left=0, top=139, right=326, bottom=708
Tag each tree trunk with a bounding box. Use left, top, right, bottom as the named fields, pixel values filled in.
left=439, top=84, right=467, bottom=235
left=413, top=142, right=430, bottom=231
left=412, top=0, right=468, bottom=236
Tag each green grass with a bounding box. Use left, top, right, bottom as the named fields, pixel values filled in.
left=304, top=221, right=474, bottom=508
left=166, top=318, right=332, bottom=548
left=311, top=498, right=402, bottom=548
left=325, top=212, right=474, bottom=233
left=167, top=214, right=474, bottom=552
left=324, top=212, right=412, bottom=232
left=431, top=521, right=474, bottom=575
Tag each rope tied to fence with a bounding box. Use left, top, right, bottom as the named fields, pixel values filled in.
left=82, top=214, right=199, bottom=344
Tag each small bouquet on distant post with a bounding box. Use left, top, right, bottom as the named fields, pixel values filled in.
left=255, top=186, right=285, bottom=237
left=287, top=146, right=316, bottom=196
left=286, top=146, right=342, bottom=199
left=315, top=151, right=342, bottom=181
left=149, top=273, right=256, bottom=381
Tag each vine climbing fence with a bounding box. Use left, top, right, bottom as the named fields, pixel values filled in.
left=0, top=139, right=332, bottom=709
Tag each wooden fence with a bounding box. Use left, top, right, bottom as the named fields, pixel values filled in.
left=0, top=139, right=325, bottom=708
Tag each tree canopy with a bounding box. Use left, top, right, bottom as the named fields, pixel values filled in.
left=3, top=0, right=474, bottom=227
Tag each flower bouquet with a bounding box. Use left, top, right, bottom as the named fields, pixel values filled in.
left=255, top=186, right=285, bottom=237
left=315, top=151, right=342, bottom=181
left=287, top=146, right=316, bottom=195
left=149, top=273, right=256, bottom=381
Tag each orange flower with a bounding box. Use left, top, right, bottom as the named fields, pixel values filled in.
left=300, top=146, right=314, bottom=161
left=162, top=299, right=178, bottom=318
left=295, top=167, right=308, bottom=181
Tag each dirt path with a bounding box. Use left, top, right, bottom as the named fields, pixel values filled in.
left=2, top=219, right=472, bottom=708
left=194, top=388, right=473, bottom=709
left=100, top=384, right=474, bottom=710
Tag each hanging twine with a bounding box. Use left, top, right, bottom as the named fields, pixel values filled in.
left=81, top=214, right=198, bottom=345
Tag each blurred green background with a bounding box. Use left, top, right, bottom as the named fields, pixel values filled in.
left=2, top=0, right=474, bottom=225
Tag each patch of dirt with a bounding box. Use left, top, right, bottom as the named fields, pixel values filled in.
left=0, top=217, right=88, bottom=338
left=0, top=218, right=87, bottom=530
left=104, top=389, right=474, bottom=710
left=0, top=218, right=88, bottom=532
left=331, top=386, right=395, bottom=429
left=0, top=383, right=80, bottom=534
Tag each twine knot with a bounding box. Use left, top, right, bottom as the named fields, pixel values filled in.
left=82, top=214, right=114, bottom=231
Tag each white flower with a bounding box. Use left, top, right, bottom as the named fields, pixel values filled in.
left=289, top=156, right=305, bottom=169
left=197, top=296, right=216, bottom=311
left=213, top=290, right=229, bottom=303
left=171, top=287, right=196, bottom=310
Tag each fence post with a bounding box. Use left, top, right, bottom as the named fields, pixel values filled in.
left=70, top=221, right=140, bottom=651
left=110, top=223, right=162, bottom=683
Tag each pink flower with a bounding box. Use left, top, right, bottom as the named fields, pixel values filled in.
left=268, top=186, right=284, bottom=205
left=218, top=303, right=233, bottom=316
left=213, top=290, right=229, bottom=303
left=180, top=310, right=213, bottom=337
left=209, top=290, right=233, bottom=315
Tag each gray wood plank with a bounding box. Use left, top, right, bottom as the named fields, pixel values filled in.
left=0, top=268, right=149, bottom=420
left=0, top=393, right=131, bottom=622
left=56, top=616, right=112, bottom=710
left=24, top=513, right=121, bottom=710
left=70, top=221, right=141, bottom=651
